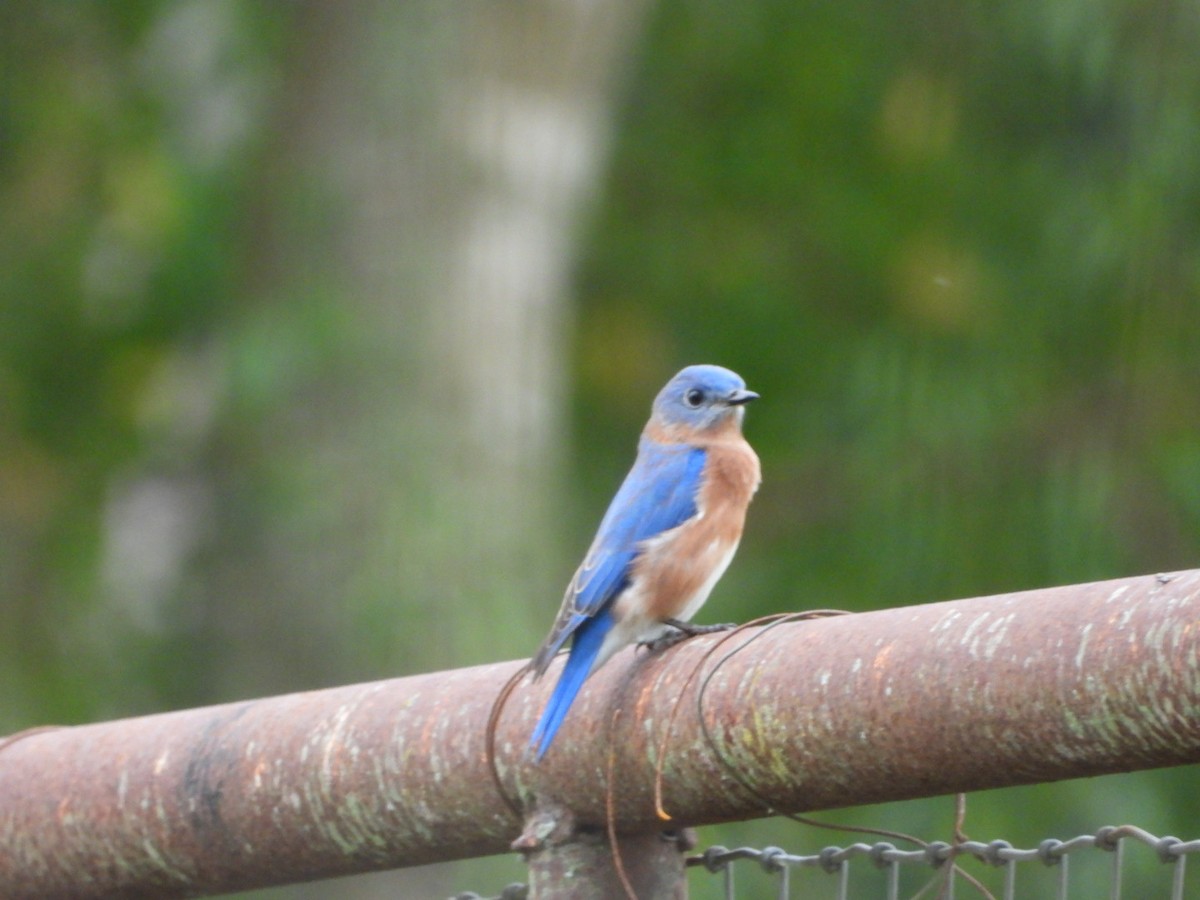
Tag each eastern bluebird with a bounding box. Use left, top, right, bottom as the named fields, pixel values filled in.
left=529, top=364, right=761, bottom=758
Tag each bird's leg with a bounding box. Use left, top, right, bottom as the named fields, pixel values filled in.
left=662, top=618, right=736, bottom=636
left=639, top=618, right=736, bottom=653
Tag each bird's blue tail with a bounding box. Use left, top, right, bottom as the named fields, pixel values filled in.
left=531, top=613, right=614, bottom=760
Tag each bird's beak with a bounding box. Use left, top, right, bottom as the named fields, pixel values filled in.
left=727, top=388, right=759, bottom=406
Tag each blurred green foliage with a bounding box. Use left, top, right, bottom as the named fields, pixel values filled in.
left=0, top=2, right=303, bottom=723
left=574, top=1, right=1200, bottom=895
left=1, top=1, right=1199, bottom=898
left=576, top=0, right=1200, bottom=617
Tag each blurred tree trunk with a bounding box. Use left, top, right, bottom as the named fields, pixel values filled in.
left=206, top=2, right=648, bottom=894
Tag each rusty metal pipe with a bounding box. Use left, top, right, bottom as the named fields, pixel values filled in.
left=2, top=570, right=1199, bottom=898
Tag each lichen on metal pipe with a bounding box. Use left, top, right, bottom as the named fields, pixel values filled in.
left=1, top=570, right=1198, bottom=898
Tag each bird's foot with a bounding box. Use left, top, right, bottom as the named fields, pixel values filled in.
left=663, top=618, right=737, bottom=636
left=640, top=619, right=737, bottom=653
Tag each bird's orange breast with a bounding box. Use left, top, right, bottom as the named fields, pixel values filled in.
left=632, top=436, right=761, bottom=622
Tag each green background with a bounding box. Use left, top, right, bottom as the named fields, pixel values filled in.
left=2, top=2, right=1198, bottom=897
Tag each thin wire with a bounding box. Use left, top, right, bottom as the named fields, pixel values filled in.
left=686, top=612, right=995, bottom=899
left=652, top=611, right=819, bottom=820
left=605, top=694, right=640, bottom=900
left=484, top=661, right=533, bottom=821
left=909, top=868, right=942, bottom=900
left=953, top=793, right=970, bottom=844
left=0, top=724, right=63, bottom=755
left=690, top=612, right=906, bottom=840
left=458, top=828, right=1200, bottom=900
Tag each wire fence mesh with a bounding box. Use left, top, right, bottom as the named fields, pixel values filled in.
left=452, top=825, right=1200, bottom=900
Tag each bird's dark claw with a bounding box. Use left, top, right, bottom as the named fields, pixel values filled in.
left=639, top=630, right=690, bottom=653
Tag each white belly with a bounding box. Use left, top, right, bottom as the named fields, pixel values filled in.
left=675, top=541, right=737, bottom=622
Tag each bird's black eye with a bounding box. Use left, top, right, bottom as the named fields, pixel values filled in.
left=684, top=388, right=705, bottom=408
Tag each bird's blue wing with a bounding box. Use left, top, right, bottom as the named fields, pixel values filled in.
left=530, top=440, right=706, bottom=757
left=534, top=440, right=706, bottom=667
left=572, top=441, right=706, bottom=614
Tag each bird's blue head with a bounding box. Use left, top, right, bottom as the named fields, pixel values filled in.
left=651, top=364, right=759, bottom=433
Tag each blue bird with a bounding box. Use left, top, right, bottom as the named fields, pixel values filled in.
left=529, top=364, right=761, bottom=758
